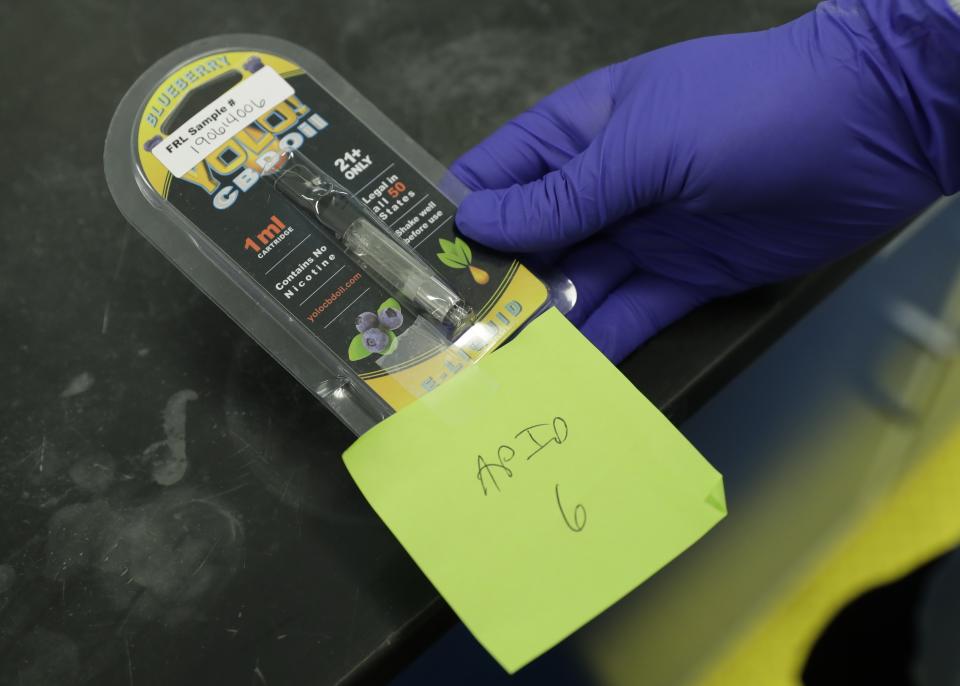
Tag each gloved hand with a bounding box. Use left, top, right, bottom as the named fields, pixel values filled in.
left=452, top=0, right=960, bottom=362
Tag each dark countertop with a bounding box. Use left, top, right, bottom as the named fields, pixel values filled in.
left=0, top=0, right=873, bottom=684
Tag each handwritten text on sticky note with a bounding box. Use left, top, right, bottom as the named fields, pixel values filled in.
left=344, top=308, right=726, bottom=673
left=475, top=416, right=588, bottom=532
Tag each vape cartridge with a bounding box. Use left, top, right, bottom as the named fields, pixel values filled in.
left=266, top=151, right=473, bottom=333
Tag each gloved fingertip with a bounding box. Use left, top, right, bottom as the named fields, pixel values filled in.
left=455, top=189, right=518, bottom=252
left=579, top=313, right=644, bottom=364
left=458, top=184, right=586, bottom=253
left=447, top=157, right=483, bottom=192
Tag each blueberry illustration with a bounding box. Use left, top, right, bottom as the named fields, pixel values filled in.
left=243, top=56, right=264, bottom=73
left=355, top=311, right=378, bottom=332
left=378, top=307, right=403, bottom=331
left=362, top=328, right=389, bottom=354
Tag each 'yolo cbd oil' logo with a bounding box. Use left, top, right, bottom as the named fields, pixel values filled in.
left=178, top=96, right=329, bottom=211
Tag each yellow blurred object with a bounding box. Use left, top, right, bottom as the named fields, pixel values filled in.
left=578, top=199, right=960, bottom=686
left=693, top=401, right=960, bottom=686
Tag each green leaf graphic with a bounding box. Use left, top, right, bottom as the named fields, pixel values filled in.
left=437, top=253, right=467, bottom=269
left=438, top=238, right=457, bottom=256
left=378, top=298, right=401, bottom=315
left=455, top=237, right=473, bottom=264
left=348, top=333, right=372, bottom=361
left=439, top=237, right=473, bottom=265
left=382, top=330, right=399, bottom=356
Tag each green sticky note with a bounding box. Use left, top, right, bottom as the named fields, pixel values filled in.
left=343, top=308, right=726, bottom=673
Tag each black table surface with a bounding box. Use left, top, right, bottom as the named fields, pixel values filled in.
left=1, top=0, right=875, bottom=684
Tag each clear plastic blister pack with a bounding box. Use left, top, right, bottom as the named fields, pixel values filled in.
left=104, top=35, right=573, bottom=435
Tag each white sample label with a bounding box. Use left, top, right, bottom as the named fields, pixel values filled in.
left=151, top=66, right=295, bottom=178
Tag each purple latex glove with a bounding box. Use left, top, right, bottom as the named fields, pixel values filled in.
left=452, top=0, right=960, bottom=362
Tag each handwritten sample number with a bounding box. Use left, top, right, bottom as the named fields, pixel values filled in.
left=555, top=484, right=587, bottom=532
left=475, top=417, right=586, bottom=532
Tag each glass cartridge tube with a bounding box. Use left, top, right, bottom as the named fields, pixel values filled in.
left=340, top=216, right=471, bottom=330
left=266, top=151, right=472, bottom=332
